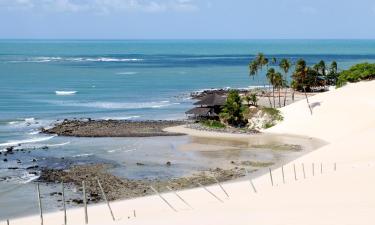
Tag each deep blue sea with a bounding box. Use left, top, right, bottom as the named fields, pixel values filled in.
left=0, top=40, right=375, bottom=218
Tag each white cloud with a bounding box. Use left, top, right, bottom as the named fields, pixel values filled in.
left=0, top=0, right=200, bottom=13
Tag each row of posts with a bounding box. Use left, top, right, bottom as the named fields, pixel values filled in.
left=4, top=162, right=337, bottom=225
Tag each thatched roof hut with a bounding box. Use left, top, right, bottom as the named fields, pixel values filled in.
left=194, top=93, right=226, bottom=107
left=186, top=93, right=226, bottom=119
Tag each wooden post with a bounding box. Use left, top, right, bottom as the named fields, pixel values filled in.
left=61, top=182, right=67, bottom=225
left=293, top=164, right=297, bottom=181
left=150, top=186, right=178, bottom=212
left=97, top=178, right=116, bottom=221
left=334, top=162, right=337, bottom=171
left=166, top=186, right=193, bottom=209
left=312, top=163, right=315, bottom=176
left=269, top=168, right=274, bottom=186
left=302, top=163, right=306, bottom=179
left=6, top=219, right=9, bottom=225
left=245, top=168, right=257, bottom=193
left=133, top=210, right=136, bottom=218
left=281, top=166, right=285, bottom=184
left=321, top=163, right=323, bottom=174
left=82, top=181, right=88, bottom=224
left=36, top=184, right=43, bottom=225
left=197, top=183, right=223, bottom=203
left=213, top=177, right=229, bottom=198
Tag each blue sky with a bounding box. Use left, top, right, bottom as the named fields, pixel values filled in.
left=0, top=0, right=375, bottom=39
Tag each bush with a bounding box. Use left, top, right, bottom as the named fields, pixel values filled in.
left=200, top=120, right=226, bottom=129
left=261, top=107, right=283, bottom=129
left=337, top=63, right=375, bottom=87
left=220, top=90, right=246, bottom=126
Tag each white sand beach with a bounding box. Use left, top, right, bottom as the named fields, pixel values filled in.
left=4, top=81, right=375, bottom=225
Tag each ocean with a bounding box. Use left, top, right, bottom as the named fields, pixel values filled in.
left=1, top=39, right=375, bottom=219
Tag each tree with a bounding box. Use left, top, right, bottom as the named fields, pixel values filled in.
left=250, top=93, right=258, bottom=106
left=266, top=68, right=278, bottom=108
left=273, top=71, right=283, bottom=108
left=220, top=90, right=245, bottom=126
left=249, top=61, right=258, bottom=80
left=327, top=61, right=339, bottom=85
left=279, top=58, right=291, bottom=106
left=271, top=57, right=277, bottom=66
left=292, top=59, right=313, bottom=115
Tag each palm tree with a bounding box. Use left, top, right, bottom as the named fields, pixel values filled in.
left=266, top=68, right=277, bottom=108
left=294, top=59, right=313, bottom=115
left=274, top=72, right=283, bottom=108
left=249, top=61, right=258, bottom=80
left=279, top=58, right=291, bottom=106
left=271, top=57, right=277, bottom=66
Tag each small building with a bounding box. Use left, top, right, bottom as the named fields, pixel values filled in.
left=186, top=93, right=226, bottom=120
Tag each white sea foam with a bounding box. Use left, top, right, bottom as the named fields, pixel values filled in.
left=49, top=100, right=178, bottom=110
left=116, top=72, right=139, bottom=75
left=7, top=118, right=38, bottom=127
left=20, top=172, right=40, bottom=184
left=0, top=136, right=55, bottom=147
left=55, top=91, right=77, bottom=96
left=102, top=115, right=141, bottom=120
left=72, top=153, right=93, bottom=158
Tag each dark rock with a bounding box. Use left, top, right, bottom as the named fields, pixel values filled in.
left=27, top=165, right=39, bottom=170
left=136, top=162, right=145, bottom=166
left=166, top=161, right=171, bottom=166
left=8, top=167, right=19, bottom=170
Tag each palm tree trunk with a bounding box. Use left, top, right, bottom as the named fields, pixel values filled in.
left=272, top=87, right=275, bottom=108
left=303, top=87, right=313, bottom=115
left=278, top=88, right=281, bottom=108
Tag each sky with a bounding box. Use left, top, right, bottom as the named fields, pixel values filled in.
left=0, top=0, right=375, bottom=39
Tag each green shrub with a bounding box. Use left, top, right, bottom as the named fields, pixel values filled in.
left=337, top=63, right=375, bottom=87
left=261, top=107, right=283, bottom=129
left=200, top=120, right=226, bottom=129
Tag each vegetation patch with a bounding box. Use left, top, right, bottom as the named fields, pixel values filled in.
left=337, top=63, right=375, bottom=87
left=200, top=120, right=226, bottom=129
left=261, top=107, right=283, bottom=129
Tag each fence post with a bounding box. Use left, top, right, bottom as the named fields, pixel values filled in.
left=245, top=168, right=257, bottom=193
left=97, top=178, right=116, bottom=221
left=82, top=181, right=88, bottom=224
left=197, top=183, right=223, bottom=203
left=302, top=163, right=306, bottom=179
left=281, top=166, right=285, bottom=184
left=213, top=177, right=229, bottom=198
left=312, top=163, right=315, bottom=176
left=150, top=186, right=178, bottom=212
left=61, top=182, right=67, bottom=225
left=269, top=168, right=274, bottom=186
left=334, top=162, right=337, bottom=171
left=36, top=184, right=43, bottom=225
left=293, top=164, right=297, bottom=181
left=6, top=219, right=9, bottom=225
left=321, top=163, right=323, bottom=174
left=166, top=186, right=193, bottom=209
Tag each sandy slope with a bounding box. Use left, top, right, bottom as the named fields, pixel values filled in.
left=3, top=81, right=375, bottom=225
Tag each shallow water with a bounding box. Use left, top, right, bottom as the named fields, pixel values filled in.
left=0, top=133, right=325, bottom=219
